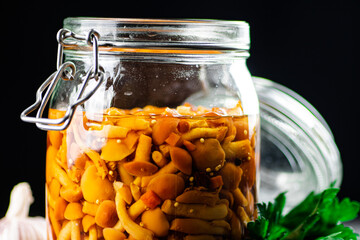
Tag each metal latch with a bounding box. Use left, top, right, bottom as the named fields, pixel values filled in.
left=20, top=29, right=105, bottom=131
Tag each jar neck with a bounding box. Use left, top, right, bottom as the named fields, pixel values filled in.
left=63, top=18, right=250, bottom=52
left=63, top=47, right=249, bottom=64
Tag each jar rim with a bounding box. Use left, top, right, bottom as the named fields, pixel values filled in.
left=63, top=17, right=250, bottom=50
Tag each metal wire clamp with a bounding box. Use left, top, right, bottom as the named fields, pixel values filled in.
left=20, top=29, right=104, bottom=131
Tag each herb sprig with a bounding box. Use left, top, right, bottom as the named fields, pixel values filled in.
left=247, top=188, right=360, bottom=240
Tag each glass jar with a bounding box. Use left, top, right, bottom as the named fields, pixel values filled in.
left=22, top=18, right=259, bottom=240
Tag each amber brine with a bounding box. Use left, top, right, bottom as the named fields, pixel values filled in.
left=45, top=102, right=259, bottom=240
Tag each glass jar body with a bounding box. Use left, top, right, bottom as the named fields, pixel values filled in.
left=45, top=18, right=259, bottom=240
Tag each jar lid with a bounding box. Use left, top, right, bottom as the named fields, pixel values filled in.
left=63, top=17, right=250, bottom=50
left=253, top=77, right=342, bottom=210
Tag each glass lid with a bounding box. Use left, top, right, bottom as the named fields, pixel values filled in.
left=253, top=77, right=342, bottom=210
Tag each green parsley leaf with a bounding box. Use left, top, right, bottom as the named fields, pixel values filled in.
left=246, top=187, right=360, bottom=240
left=247, top=217, right=270, bottom=239
left=247, top=192, right=288, bottom=239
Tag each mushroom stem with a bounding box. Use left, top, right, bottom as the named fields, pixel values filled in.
left=176, top=190, right=220, bottom=207
left=123, top=134, right=158, bottom=176
left=141, top=161, right=178, bottom=187
left=232, top=188, right=248, bottom=207
left=115, top=193, right=154, bottom=240
left=57, top=220, right=72, bottom=240
left=170, top=218, right=230, bottom=235
left=161, top=200, right=228, bottom=220
left=181, top=127, right=228, bottom=141
left=222, top=139, right=252, bottom=160
left=128, top=190, right=161, bottom=220
left=152, top=151, right=168, bottom=167
left=134, top=134, right=152, bottom=162
left=236, top=206, right=251, bottom=227
left=128, top=199, right=147, bottom=220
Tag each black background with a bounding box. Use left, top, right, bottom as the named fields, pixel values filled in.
left=1, top=0, right=358, bottom=218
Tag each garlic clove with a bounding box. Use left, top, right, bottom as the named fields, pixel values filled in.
left=0, top=182, right=46, bottom=240
left=5, top=182, right=34, bottom=219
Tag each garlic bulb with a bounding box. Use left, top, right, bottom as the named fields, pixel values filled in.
left=0, top=182, right=46, bottom=240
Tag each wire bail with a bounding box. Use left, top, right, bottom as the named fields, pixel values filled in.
left=87, top=29, right=101, bottom=79
left=20, top=29, right=105, bottom=131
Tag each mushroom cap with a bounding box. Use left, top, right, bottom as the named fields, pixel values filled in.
left=219, top=162, right=242, bottom=191
left=95, top=200, right=119, bottom=228
left=147, top=174, right=185, bottom=200
left=101, top=139, right=134, bottom=161
left=103, top=228, right=127, bottom=240
left=80, top=165, right=115, bottom=203
left=175, top=189, right=220, bottom=206
left=141, top=207, right=169, bottom=237
left=123, top=161, right=158, bottom=177
left=190, top=138, right=225, bottom=171
left=169, top=147, right=192, bottom=175
left=152, top=118, right=180, bottom=145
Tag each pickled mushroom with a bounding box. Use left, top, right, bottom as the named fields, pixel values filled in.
left=127, top=190, right=161, bottom=220
left=46, top=145, right=58, bottom=183
left=169, top=147, right=192, bottom=175
left=170, top=218, right=230, bottom=235
left=233, top=117, right=249, bottom=141
left=229, top=209, right=242, bottom=238
left=123, top=134, right=158, bottom=176
left=113, top=181, right=132, bottom=205
left=45, top=102, right=258, bottom=240
left=161, top=200, right=228, bottom=220
left=84, top=149, right=108, bottom=179
left=116, top=117, right=150, bottom=130
left=53, top=197, right=67, bottom=220
left=232, top=188, right=248, bottom=207
left=95, top=200, right=118, bottom=228
left=123, top=161, right=158, bottom=177
left=82, top=215, right=95, bottom=232
left=93, top=124, right=130, bottom=139
left=103, top=228, right=127, bottom=240
left=64, top=202, right=84, bottom=220
left=152, top=150, right=168, bottom=167
left=152, top=118, right=180, bottom=145
left=190, top=138, right=225, bottom=172
left=82, top=201, right=98, bottom=216
left=114, top=193, right=154, bottom=240
left=222, top=139, right=252, bottom=160
left=175, top=190, right=220, bottom=207
left=147, top=174, right=185, bottom=200
left=236, top=206, right=251, bottom=226
left=141, top=207, right=170, bottom=237
left=57, top=220, right=72, bottom=239
left=71, top=219, right=82, bottom=239
left=181, top=127, right=228, bottom=142
left=59, top=184, right=83, bottom=203
left=101, top=139, right=135, bottom=161
left=69, top=142, right=88, bottom=169
left=80, top=165, right=115, bottom=203
left=219, top=162, right=242, bottom=191
left=141, top=161, right=178, bottom=188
